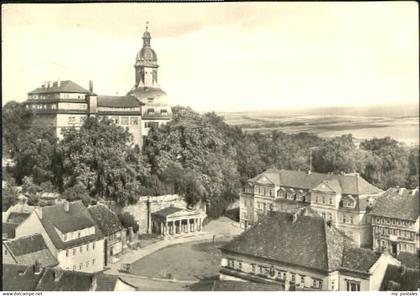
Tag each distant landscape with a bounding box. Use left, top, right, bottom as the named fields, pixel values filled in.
left=218, top=104, right=419, bottom=146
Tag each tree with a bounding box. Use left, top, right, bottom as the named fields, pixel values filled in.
left=2, top=101, right=33, bottom=158
left=407, top=146, right=419, bottom=188
left=61, top=183, right=92, bottom=206
left=2, top=181, right=19, bottom=210
left=118, top=212, right=139, bottom=233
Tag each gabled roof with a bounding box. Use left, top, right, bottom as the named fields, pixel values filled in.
left=4, top=234, right=58, bottom=267
left=3, top=264, right=45, bottom=291
left=221, top=211, right=350, bottom=272
left=29, top=80, right=89, bottom=95
left=313, top=179, right=342, bottom=193
left=97, top=95, right=142, bottom=108
left=37, top=201, right=104, bottom=250
left=88, top=204, right=123, bottom=236
left=249, top=169, right=382, bottom=195
left=127, top=86, right=168, bottom=103
left=370, top=188, right=419, bottom=221
left=7, top=212, right=31, bottom=224
left=340, top=247, right=380, bottom=274
left=36, top=268, right=94, bottom=291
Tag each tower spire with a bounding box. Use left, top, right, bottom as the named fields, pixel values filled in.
left=142, top=22, right=151, bottom=47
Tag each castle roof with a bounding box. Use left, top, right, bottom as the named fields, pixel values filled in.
left=29, top=80, right=89, bottom=95
left=97, top=95, right=142, bottom=108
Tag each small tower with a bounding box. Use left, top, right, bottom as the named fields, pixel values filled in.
left=134, top=22, right=159, bottom=88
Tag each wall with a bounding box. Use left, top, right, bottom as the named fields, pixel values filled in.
left=2, top=244, right=17, bottom=264
left=368, top=253, right=401, bottom=291
left=338, top=273, right=369, bottom=291
left=57, top=239, right=105, bottom=273
left=114, top=279, right=137, bottom=291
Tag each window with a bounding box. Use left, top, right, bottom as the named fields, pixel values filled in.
left=346, top=280, right=360, bottom=291
left=66, top=250, right=69, bottom=257
left=121, top=116, right=129, bottom=125
left=300, top=275, right=305, bottom=285
left=79, top=263, right=82, bottom=270
left=350, top=215, right=354, bottom=224
left=86, top=261, right=89, bottom=268
left=86, top=244, right=89, bottom=251
left=322, top=196, right=325, bottom=204
left=73, top=265, right=76, bottom=271
left=161, top=109, right=168, bottom=114
left=147, top=108, right=155, bottom=115
left=328, top=213, right=332, bottom=221
left=342, top=215, right=346, bottom=223
left=238, top=261, right=242, bottom=271
left=130, top=117, right=139, bottom=125
left=78, top=232, right=81, bottom=238
left=329, top=197, right=332, bottom=205
left=322, top=212, right=326, bottom=220
left=291, top=273, right=296, bottom=283
left=251, top=264, right=256, bottom=274
left=312, top=279, right=322, bottom=289
left=80, top=246, right=83, bottom=253
left=259, top=265, right=264, bottom=274
left=331, top=280, right=335, bottom=290
left=92, top=259, right=95, bottom=265
left=73, top=248, right=76, bottom=255
left=93, top=242, right=95, bottom=250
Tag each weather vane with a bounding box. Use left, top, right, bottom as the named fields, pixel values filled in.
left=146, top=21, right=149, bottom=31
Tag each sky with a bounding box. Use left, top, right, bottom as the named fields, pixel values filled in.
left=2, top=2, right=419, bottom=112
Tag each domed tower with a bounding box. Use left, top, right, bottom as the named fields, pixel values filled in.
left=134, top=24, right=159, bottom=88
left=128, top=23, right=172, bottom=138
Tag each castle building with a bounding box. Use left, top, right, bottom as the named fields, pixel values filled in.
left=240, top=169, right=383, bottom=248
left=370, top=187, right=419, bottom=256
left=23, top=26, right=172, bottom=147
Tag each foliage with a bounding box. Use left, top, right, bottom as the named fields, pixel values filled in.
left=2, top=180, right=19, bottom=210
left=2, top=101, right=33, bottom=158
left=118, top=212, right=139, bottom=233
left=61, top=183, right=92, bottom=206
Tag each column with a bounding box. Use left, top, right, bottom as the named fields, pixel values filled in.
left=165, top=221, right=169, bottom=235
left=160, top=222, right=164, bottom=235
left=186, top=219, right=190, bottom=233
left=200, top=217, right=203, bottom=232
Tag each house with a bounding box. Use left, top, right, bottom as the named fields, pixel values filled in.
left=220, top=211, right=399, bottom=291
left=3, top=233, right=58, bottom=267
left=88, top=204, right=126, bottom=265
left=14, top=200, right=105, bottom=273
left=35, top=267, right=137, bottom=291
left=2, top=264, right=45, bottom=291
left=2, top=202, right=35, bottom=240
left=3, top=264, right=137, bottom=291
left=240, top=169, right=383, bottom=247
left=370, top=188, right=419, bottom=256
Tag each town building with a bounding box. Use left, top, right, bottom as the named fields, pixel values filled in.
left=14, top=200, right=105, bottom=273
left=23, top=26, right=172, bottom=147
left=87, top=204, right=126, bottom=266
left=3, top=234, right=58, bottom=267
left=370, top=187, right=419, bottom=256
left=2, top=202, right=35, bottom=240
left=2, top=264, right=136, bottom=291
left=150, top=206, right=206, bottom=237
left=220, top=211, right=400, bottom=291
left=240, top=169, right=383, bottom=247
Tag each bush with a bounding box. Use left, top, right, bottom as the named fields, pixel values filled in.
left=118, top=212, right=139, bottom=233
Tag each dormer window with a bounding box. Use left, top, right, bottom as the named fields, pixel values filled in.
left=147, top=108, right=155, bottom=115
left=161, top=109, right=167, bottom=115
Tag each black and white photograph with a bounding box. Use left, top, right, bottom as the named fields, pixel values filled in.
left=1, top=2, right=419, bottom=293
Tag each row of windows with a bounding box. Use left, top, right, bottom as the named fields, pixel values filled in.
left=68, top=116, right=85, bottom=124
left=226, top=258, right=323, bottom=289
left=254, top=186, right=274, bottom=197
left=375, top=217, right=413, bottom=227
left=314, top=195, right=334, bottom=205
left=146, top=108, right=168, bottom=115
left=108, top=116, right=139, bottom=126
left=374, top=226, right=415, bottom=240
left=71, top=259, right=96, bottom=271
left=346, top=280, right=360, bottom=291
left=279, top=191, right=306, bottom=202
left=65, top=242, right=96, bottom=257
left=256, top=201, right=273, bottom=213
left=28, top=104, right=57, bottom=110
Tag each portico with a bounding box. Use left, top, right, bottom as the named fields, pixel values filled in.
left=151, top=206, right=206, bottom=237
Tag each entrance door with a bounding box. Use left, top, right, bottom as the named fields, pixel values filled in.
left=391, top=242, right=398, bottom=256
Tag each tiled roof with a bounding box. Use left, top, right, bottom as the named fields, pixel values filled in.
left=3, top=264, right=45, bottom=291
left=151, top=206, right=185, bottom=218
left=221, top=211, right=350, bottom=272
left=37, top=201, right=104, bottom=249
left=36, top=268, right=94, bottom=291
left=88, top=204, right=123, bottom=236
left=94, top=274, right=118, bottom=291
left=5, top=234, right=48, bottom=256
left=3, top=222, right=18, bottom=239
left=4, top=234, right=58, bottom=267
left=370, top=188, right=419, bottom=221
left=397, top=252, right=419, bottom=270
left=97, top=95, right=142, bottom=108
left=212, top=280, right=282, bottom=291
left=249, top=169, right=382, bottom=195
left=340, top=247, right=380, bottom=274
left=7, top=212, right=31, bottom=224
left=29, top=80, right=89, bottom=94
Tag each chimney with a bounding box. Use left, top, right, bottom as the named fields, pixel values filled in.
left=64, top=200, right=70, bottom=212
left=57, top=80, right=61, bottom=87
left=326, top=220, right=332, bottom=229
left=53, top=268, right=64, bottom=282
left=90, top=275, right=98, bottom=291
left=89, top=80, right=93, bottom=93
left=48, top=81, right=53, bottom=88
left=33, top=259, right=42, bottom=274
left=411, top=188, right=418, bottom=196
left=399, top=188, right=405, bottom=195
